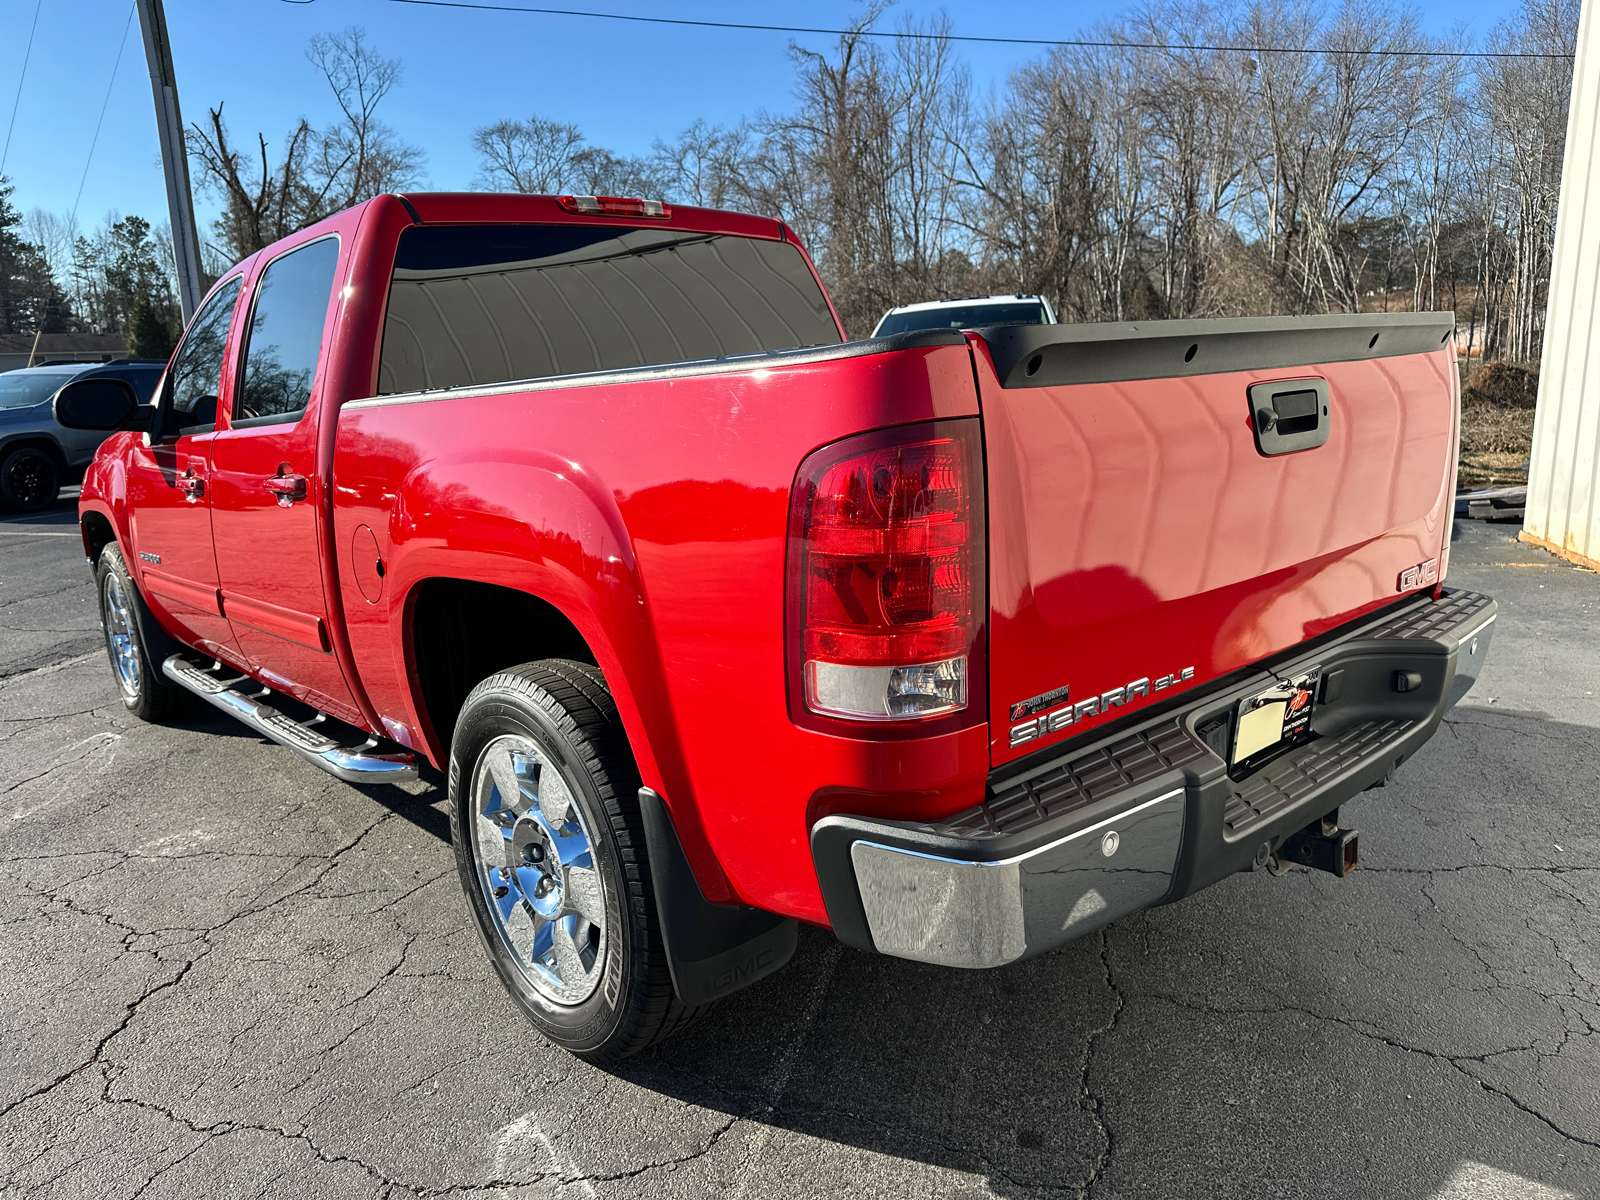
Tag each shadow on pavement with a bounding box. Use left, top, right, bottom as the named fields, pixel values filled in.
left=169, top=704, right=455, bottom=844
left=0, top=489, right=82, bottom=528
left=589, top=703, right=1600, bottom=1198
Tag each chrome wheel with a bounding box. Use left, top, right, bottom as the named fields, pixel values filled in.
left=470, top=734, right=608, bottom=1007
left=103, top=570, right=142, bottom=700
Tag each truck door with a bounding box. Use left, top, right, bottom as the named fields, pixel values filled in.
left=209, top=236, right=362, bottom=725
left=124, top=277, right=244, bottom=660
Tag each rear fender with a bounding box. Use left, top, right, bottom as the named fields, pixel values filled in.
left=385, top=448, right=737, bottom=902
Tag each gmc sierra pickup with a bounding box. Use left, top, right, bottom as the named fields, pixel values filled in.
left=61, top=192, right=1495, bottom=1062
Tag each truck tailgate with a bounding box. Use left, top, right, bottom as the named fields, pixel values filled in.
left=974, top=314, right=1459, bottom=768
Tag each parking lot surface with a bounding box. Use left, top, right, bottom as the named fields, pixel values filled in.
left=1, top=496, right=1597, bottom=1199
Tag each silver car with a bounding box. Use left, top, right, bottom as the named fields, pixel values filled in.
left=0, top=360, right=165, bottom=511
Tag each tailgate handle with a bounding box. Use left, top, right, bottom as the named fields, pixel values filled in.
left=1248, top=378, right=1330, bottom=455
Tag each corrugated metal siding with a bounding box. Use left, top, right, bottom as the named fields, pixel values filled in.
left=1527, top=0, right=1600, bottom=569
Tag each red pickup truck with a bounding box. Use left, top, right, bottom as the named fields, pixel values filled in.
left=62, top=192, right=1495, bottom=1062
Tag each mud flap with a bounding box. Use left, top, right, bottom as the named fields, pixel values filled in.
left=638, top=788, right=797, bottom=1005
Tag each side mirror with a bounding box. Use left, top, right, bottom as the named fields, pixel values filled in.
left=54, top=378, right=139, bottom=431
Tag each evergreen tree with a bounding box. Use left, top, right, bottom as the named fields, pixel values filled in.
left=0, top=176, right=71, bottom=335
left=126, top=292, right=178, bottom=360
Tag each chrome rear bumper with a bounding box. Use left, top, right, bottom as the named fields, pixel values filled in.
left=850, top=788, right=1184, bottom=968
left=813, top=588, right=1496, bottom=969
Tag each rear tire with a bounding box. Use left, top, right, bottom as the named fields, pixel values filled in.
left=0, top=446, right=60, bottom=512
left=448, top=660, right=704, bottom=1062
left=96, top=544, right=191, bottom=722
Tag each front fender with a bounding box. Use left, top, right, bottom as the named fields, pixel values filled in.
left=77, top=435, right=134, bottom=566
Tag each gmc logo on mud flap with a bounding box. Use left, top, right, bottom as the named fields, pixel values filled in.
left=712, top=948, right=776, bottom=993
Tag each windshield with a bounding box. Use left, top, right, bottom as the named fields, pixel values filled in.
left=875, top=302, right=1049, bottom=337
left=0, top=371, right=78, bottom=410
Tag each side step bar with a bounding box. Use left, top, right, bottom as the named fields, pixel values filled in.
left=162, top=654, right=417, bottom=785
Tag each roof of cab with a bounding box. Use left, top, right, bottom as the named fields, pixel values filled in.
left=393, top=192, right=786, bottom=243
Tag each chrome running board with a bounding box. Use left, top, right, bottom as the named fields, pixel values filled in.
left=162, top=654, right=417, bottom=785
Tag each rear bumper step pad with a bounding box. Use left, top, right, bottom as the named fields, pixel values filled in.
left=163, top=654, right=417, bottom=785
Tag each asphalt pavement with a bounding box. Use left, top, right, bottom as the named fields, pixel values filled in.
left=1, top=494, right=1596, bottom=1199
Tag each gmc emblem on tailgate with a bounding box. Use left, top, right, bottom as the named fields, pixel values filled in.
left=1398, top=557, right=1440, bottom=592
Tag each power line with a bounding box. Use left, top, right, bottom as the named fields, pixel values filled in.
left=72, top=4, right=138, bottom=223
left=1, top=0, right=45, bottom=177
left=365, top=0, right=1576, bottom=60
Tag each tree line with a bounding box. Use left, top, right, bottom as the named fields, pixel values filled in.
left=0, top=0, right=1577, bottom=363
left=0, top=27, right=414, bottom=359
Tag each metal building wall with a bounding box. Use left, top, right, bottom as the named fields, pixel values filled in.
left=1525, top=0, right=1600, bottom=570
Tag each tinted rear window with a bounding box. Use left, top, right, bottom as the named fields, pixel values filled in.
left=875, top=302, right=1048, bottom=336
left=377, top=224, right=841, bottom=395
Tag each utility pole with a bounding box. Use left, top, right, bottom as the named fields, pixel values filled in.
left=134, top=0, right=204, bottom=323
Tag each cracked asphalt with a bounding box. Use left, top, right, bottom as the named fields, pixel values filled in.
left=1, top=494, right=1597, bottom=1199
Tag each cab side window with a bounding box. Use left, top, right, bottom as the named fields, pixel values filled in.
left=235, top=237, right=340, bottom=426
left=164, top=277, right=243, bottom=436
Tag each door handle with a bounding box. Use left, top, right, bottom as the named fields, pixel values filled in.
left=177, top=473, right=205, bottom=499
left=264, top=474, right=308, bottom=506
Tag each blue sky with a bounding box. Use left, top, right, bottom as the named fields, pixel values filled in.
left=2, top=0, right=1526, bottom=247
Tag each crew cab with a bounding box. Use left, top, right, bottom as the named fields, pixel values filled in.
left=63, top=192, right=1495, bottom=1062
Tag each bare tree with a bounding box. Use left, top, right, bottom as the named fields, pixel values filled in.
left=305, top=28, right=425, bottom=211
left=187, top=104, right=318, bottom=260
left=21, top=208, right=79, bottom=286
left=1475, top=0, right=1577, bottom=361
left=744, top=6, right=977, bottom=333
left=1127, top=1, right=1252, bottom=317
left=472, top=116, right=587, bottom=192
left=650, top=120, right=750, bottom=208
left=956, top=51, right=1100, bottom=317
left=188, top=28, right=421, bottom=262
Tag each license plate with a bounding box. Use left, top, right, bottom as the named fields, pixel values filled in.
left=1231, top=670, right=1320, bottom=766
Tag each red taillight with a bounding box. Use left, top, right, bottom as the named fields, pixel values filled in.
left=556, top=195, right=672, bottom=219
left=788, top=420, right=985, bottom=723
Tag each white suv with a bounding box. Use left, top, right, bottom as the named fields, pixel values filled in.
left=871, top=294, right=1058, bottom=337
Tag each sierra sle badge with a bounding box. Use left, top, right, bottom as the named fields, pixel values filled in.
left=1008, top=667, right=1195, bottom=747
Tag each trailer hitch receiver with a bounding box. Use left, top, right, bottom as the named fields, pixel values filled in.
left=1279, top=811, right=1359, bottom=877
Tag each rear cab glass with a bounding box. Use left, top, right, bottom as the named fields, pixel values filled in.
left=377, top=224, right=841, bottom=394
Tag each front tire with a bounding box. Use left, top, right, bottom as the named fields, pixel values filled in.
left=96, top=544, right=190, bottom=721
left=0, top=446, right=60, bottom=512
left=449, top=661, right=701, bottom=1062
